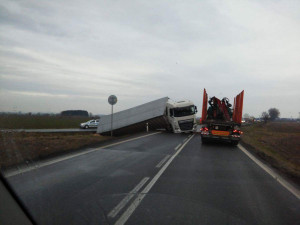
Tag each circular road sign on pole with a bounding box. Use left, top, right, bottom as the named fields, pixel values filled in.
left=108, top=95, right=117, bottom=136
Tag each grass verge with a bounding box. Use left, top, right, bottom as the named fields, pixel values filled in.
left=241, top=122, right=300, bottom=181
left=0, top=114, right=92, bottom=129
left=0, top=132, right=112, bottom=169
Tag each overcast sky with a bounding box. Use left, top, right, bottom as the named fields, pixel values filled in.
left=0, top=0, right=299, bottom=118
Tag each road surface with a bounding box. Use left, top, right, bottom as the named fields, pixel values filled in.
left=5, top=132, right=300, bottom=225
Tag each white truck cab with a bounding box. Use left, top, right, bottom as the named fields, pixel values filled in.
left=166, top=100, right=198, bottom=133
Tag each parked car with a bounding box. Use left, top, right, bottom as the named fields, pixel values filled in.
left=80, top=119, right=99, bottom=129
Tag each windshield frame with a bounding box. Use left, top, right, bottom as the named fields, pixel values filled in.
left=171, top=105, right=196, bottom=117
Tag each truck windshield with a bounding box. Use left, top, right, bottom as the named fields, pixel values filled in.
left=173, top=105, right=196, bottom=117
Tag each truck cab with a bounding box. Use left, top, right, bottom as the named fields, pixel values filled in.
left=166, top=100, right=198, bottom=133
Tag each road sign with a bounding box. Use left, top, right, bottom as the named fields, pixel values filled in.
left=108, top=95, right=117, bottom=105
left=108, top=95, right=117, bottom=136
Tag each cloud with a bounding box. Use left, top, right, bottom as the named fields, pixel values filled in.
left=0, top=0, right=299, bottom=117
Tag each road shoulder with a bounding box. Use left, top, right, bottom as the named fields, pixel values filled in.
left=238, top=143, right=300, bottom=199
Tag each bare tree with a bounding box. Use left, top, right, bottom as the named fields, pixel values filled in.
left=261, top=111, right=270, bottom=123
left=268, top=108, right=280, bottom=121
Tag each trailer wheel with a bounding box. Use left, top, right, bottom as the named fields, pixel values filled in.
left=231, top=140, right=239, bottom=146
left=166, top=125, right=174, bottom=133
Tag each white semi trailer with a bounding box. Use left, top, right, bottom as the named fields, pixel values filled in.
left=97, top=97, right=198, bottom=135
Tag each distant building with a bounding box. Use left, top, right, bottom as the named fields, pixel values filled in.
left=61, top=110, right=89, bottom=117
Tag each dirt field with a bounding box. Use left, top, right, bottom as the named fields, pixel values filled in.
left=0, top=132, right=112, bottom=169
left=0, top=114, right=93, bottom=129
left=241, top=122, right=300, bottom=179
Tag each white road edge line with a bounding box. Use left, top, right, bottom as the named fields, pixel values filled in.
left=174, top=143, right=182, bottom=151
left=238, top=144, right=300, bottom=200
left=5, top=132, right=161, bottom=178
left=155, top=155, right=171, bottom=168
left=114, top=134, right=195, bottom=225
left=183, top=138, right=188, bottom=142
left=108, top=177, right=150, bottom=218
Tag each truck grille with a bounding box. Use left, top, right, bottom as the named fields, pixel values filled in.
left=179, top=121, right=194, bottom=131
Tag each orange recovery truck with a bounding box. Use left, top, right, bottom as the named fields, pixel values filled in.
left=200, top=89, right=244, bottom=145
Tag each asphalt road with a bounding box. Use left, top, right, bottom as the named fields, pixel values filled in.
left=5, top=132, right=300, bottom=225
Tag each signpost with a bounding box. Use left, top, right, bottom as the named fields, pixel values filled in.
left=108, top=95, right=117, bottom=136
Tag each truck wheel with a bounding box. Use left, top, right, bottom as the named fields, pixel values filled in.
left=84, top=125, right=89, bottom=129
left=166, top=126, right=173, bottom=133
left=231, top=140, right=239, bottom=146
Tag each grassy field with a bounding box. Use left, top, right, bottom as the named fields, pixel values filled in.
left=0, top=114, right=93, bottom=129
left=241, top=122, right=300, bottom=179
left=0, top=132, right=112, bottom=169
